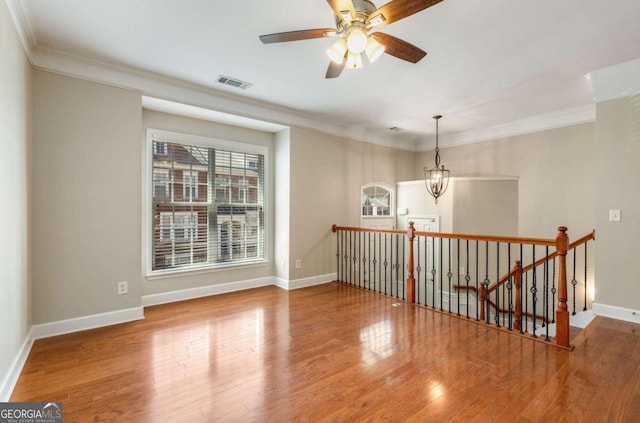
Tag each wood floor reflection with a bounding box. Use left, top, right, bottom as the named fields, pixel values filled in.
left=11, top=282, right=640, bottom=422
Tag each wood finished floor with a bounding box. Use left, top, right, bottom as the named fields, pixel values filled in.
left=11, top=282, right=640, bottom=422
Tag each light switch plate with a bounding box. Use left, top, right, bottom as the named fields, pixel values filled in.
left=609, top=209, right=621, bottom=222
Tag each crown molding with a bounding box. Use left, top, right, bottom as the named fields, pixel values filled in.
left=29, top=45, right=418, bottom=151
left=4, top=0, right=37, bottom=64
left=587, top=58, right=640, bottom=103
left=416, top=104, right=596, bottom=152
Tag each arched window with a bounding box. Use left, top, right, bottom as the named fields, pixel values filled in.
left=361, top=183, right=394, bottom=217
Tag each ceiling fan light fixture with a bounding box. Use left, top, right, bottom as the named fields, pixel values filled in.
left=326, top=38, right=348, bottom=64
left=346, top=51, right=363, bottom=69
left=365, top=37, right=385, bottom=63
left=346, top=28, right=368, bottom=54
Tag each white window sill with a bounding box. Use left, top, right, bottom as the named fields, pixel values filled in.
left=146, top=259, right=270, bottom=280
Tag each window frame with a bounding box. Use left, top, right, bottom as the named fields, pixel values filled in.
left=145, top=128, right=269, bottom=278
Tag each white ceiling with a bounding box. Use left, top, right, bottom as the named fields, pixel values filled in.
left=8, top=0, right=640, bottom=149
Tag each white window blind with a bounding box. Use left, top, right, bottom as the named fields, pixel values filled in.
left=151, top=139, right=265, bottom=271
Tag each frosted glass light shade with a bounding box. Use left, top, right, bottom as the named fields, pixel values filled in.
left=326, top=39, right=347, bottom=64
left=365, top=37, right=385, bottom=63
left=346, top=28, right=368, bottom=53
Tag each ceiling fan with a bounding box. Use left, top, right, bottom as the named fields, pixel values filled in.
left=259, top=0, right=443, bottom=79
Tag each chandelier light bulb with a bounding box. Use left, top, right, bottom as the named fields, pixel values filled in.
left=346, top=28, right=368, bottom=54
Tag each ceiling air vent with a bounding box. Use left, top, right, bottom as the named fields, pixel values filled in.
left=216, top=75, right=252, bottom=90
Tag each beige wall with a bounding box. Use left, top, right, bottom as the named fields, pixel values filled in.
left=594, top=95, right=640, bottom=310
left=416, top=123, right=595, bottom=239
left=288, top=127, right=415, bottom=280
left=141, top=110, right=276, bottom=295
left=33, top=71, right=142, bottom=323
left=0, top=0, right=33, bottom=399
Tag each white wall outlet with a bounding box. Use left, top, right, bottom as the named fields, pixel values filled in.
left=459, top=266, right=465, bottom=275
left=295, top=259, right=302, bottom=269
left=117, top=281, right=128, bottom=295
left=609, top=209, right=621, bottom=222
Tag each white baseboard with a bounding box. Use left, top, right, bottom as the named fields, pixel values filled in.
left=592, top=302, right=640, bottom=324
left=570, top=310, right=597, bottom=328
left=285, top=273, right=336, bottom=290
left=142, top=276, right=274, bottom=307
left=31, top=307, right=144, bottom=340
left=0, top=329, right=34, bottom=402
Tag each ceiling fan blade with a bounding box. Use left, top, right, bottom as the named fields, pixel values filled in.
left=371, top=32, right=427, bottom=63
left=326, top=59, right=346, bottom=79
left=367, top=0, right=443, bottom=27
left=326, top=0, right=356, bottom=23
left=259, top=29, right=337, bottom=44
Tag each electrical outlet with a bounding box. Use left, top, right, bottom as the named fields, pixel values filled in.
left=117, top=281, right=128, bottom=295
left=459, top=266, right=465, bottom=275
left=295, top=259, right=302, bottom=269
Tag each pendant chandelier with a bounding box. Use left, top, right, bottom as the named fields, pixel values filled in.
left=424, top=115, right=450, bottom=204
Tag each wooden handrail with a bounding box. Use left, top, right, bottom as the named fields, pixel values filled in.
left=333, top=224, right=557, bottom=246
left=484, top=229, right=595, bottom=295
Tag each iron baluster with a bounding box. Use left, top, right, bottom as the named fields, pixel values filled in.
left=571, top=245, right=578, bottom=315
left=384, top=234, right=388, bottom=295
left=551, top=257, right=556, bottom=323
left=456, top=239, right=461, bottom=316
left=402, top=235, right=406, bottom=300
left=416, top=236, right=421, bottom=304
left=432, top=236, right=437, bottom=309
left=483, top=241, right=490, bottom=324
left=507, top=243, right=513, bottom=331
left=367, top=232, right=371, bottom=290
left=447, top=238, right=453, bottom=313
left=544, top=246, right=550, bottom=341
left=440, top=237, right=444, bottom=311
left=584, top=242, right=588, bottom=312
left=531, top=246, right=537, bottom=338
left=495, top=242, right=501, bottom=327
left=519, top=244, right=525, bottom=335
left=476, top=240, right=480, bottom=321
left=465, top=240, right=471, bottom=319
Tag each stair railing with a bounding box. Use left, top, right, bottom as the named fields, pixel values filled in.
left=332, top=223, right=595, bottom=349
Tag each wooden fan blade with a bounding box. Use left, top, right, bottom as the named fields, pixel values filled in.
left=259, top=29, right=337, bottom=44
left=368, top=0, right=443, bottom=27
left=326, top=0, right=356, bottom=23
left=326, top=59, right=346, bottom=79
left=372, top=32, right=427, bottom=63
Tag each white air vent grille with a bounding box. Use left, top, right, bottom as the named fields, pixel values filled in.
left=216, top=75, right=252, bottom=90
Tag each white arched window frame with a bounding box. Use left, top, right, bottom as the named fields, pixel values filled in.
left=361, top=183, right=395, bottom=218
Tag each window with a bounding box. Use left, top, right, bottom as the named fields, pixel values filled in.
left=154, top=142, right=167, bottom=155
left=183, top=170, right=198, bottom=200
left=361, top=184, right=393, bottom=217
left=149, top=130, right=266, bottom=273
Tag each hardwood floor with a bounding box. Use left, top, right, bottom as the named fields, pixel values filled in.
left=11, top=282, right=640, bottom=422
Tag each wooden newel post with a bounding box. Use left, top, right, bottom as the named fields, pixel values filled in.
left=555, top=226, right=570, bottom=348
left=513, top=260, right=522, bottom=332
left=407, top=221, right=416, bottom=304
left=479, top=285, right=486, bottom=321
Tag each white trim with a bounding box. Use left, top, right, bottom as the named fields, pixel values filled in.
left=30, top=47, right=418, bottom=151
left=143, top=96, right=288, bottom=134
left=416, top=104, right=596, bottom=151
left=592, top=302, right=640, bottom=325
left=0, top=329, right=34, bottom=401
left=569, top=310, right=597, bottom=329
left=286, top=273, right=336, bottom=290
left=587, top=58, right=640, bottom=102
left=4, top=0, right=36, bottom=64
left=144, top=128, right=270, bottom=276
left=142, top=277, right=274, bottom=307
left=31, top=307, right=144, bottom=340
